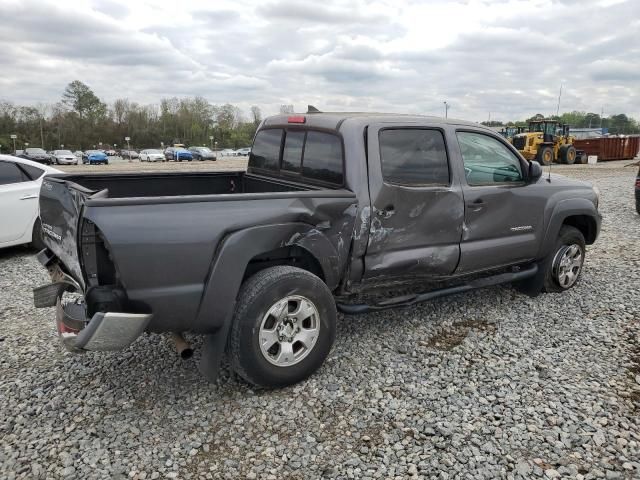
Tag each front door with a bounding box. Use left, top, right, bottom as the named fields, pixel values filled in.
left=363, top=124, right=465, bottom=280
left=453, top=130, right=545, bottom=273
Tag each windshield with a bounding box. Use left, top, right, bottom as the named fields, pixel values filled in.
left=195, top=147, right=211, bottom=152
left=87, top=150, right=102, bottom=154
left=175, top=148, right=188, bottom=152
left=145, top=149, right=162, bottom=154
left=26, top=148, right=46, bottom=154
left=54, top=150, right=73, bottom=155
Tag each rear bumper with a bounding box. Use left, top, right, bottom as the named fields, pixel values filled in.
left=56, top=300, right=151, bottom=351
left=35, top=251, right=151, bottom=352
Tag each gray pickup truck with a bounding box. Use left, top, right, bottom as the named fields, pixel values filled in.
left=34, top=111, right=601, bottom=388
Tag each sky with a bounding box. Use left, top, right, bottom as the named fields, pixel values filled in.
left=0, top=0, right=638, bottom=122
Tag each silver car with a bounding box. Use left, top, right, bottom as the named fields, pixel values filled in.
left=51, top=150, right=78, bottom=165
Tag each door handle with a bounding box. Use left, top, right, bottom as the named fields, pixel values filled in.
left=20, top=194, right=38, bottom=200
left=466, top=199, right=485, bottom=210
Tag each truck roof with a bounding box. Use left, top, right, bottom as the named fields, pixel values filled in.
left=262, top=112, right=487, bottom=132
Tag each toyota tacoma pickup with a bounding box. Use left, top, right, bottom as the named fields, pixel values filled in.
left=34, top=110, right=601, bottom=388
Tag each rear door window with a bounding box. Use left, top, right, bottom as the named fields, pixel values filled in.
left=19, top=163, right=45, bottom=180
left=250, top=129, right=283, bottom=171
left=302, top=131, right=344, bottom=185
left=0, top=161, right=29, bottom=185
left=379, top=129, right=449, bottom=185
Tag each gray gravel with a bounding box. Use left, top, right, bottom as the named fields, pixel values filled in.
left=1, top=161, right=639, bottom=480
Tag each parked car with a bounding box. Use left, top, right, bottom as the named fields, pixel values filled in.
left=0, top=154, right=61, bottom=250
left=219, top=148, right=237, bottom=157
left=19, top=148, right=53, bottom=165
left=34, top=112, right=601, bottom=388
left=236, top=147, right=251, bottom=156
left=51, top=150, right=78, bottom=165
left=105, top=149, right=117, bottom=156
left=73, top=151, right=84, bottom=159
left=119, top=149, right=139, bottom=160
left=164, top=147, right=193, bottom=161
left=82, top=150, right=109, bottom=165
left=139, top=149, right=165, bottom=162
left=188, top=146, right=216, bottom=161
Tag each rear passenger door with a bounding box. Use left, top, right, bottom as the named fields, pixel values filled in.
left=363, top=124, right=465, bottom=280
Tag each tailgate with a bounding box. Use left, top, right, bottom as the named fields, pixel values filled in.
left=39, top=176, right=98, bottom=289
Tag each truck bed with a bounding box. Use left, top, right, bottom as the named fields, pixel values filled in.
left=38, top=170, right=357, bottom=333
left=52, top=171, right=313, bottom=199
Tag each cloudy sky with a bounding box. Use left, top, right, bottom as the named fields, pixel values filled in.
left=0, top=0, right=638, bottom=122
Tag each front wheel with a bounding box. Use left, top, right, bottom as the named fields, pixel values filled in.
left=543, top=225, right=586, bottom=292
left=537, top=146, right=554, bottom=165
left=228, top=266, right=337, bottom=388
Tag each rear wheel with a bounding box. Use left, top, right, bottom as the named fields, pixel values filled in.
left=31, top=218, right=46, bottom=251
left=228, top=266, right=336, bottom=388
left=537, top=146, right=554, bottom=165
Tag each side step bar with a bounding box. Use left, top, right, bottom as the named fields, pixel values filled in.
left=337, top=264, right=538, bottom=314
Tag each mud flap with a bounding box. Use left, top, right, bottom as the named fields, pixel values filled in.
left=198, top=322, right=232, bottom=383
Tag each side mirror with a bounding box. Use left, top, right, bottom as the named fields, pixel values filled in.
left=528, top=160, right=543, bottom=182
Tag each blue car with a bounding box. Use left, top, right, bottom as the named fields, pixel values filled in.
left=164, top=147, right=193, bottom=162
left=82, top=150, right=109, bottom=165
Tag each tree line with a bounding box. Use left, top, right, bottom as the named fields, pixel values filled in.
left=481, top=111, right=640, bottom=134
left=2, top=80, right=638, bottom=154
left=0, top=80, right=267, bottom=153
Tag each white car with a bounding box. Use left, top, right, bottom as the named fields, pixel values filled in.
left=219, top=149, right=237, bottom=157
left=236, top=147, right=251, bottom=156
left=139, top=149, right=165, bottom=162
left=51, top=149, right=78, bottom=165
left=0, top=155, right=61, bottom=250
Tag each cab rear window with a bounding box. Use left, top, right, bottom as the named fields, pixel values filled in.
left=249, top=128, right=344, bottom=186
left=250, top=129, right=282, bottom=171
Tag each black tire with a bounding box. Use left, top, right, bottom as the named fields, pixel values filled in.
left=542, top=225, right=586, bottom=293
left=537, top=146, right=554, bottom=165
left=228, top=266, right=337, bottom=388
left=31, top=218, right=46, bottom=251
left=560, top=145, right=577, bottom=164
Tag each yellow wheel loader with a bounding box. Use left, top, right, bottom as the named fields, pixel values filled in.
left=511, top=119, right=579, bottom=165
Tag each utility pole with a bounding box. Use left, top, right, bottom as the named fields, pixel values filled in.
left=555, top=83, right=563, bottom=117
left=443, top=101, right=449, bottom=119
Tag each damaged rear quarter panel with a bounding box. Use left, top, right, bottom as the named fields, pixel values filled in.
left=83, top=191, right=357, bottom=332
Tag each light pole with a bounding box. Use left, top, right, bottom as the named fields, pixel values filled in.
left=24, top=142, right=29, bottom=148
left=443, top=101, right=449, bottom=119
left=209, top=135, right=214, bottom=149
left=214, top=141, right=218, bottom=157
left=10, top=134, right=17, bottom=153
left=125, top=137, right=131, bottom=162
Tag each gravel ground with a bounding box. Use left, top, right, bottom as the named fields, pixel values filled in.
left=1, top=161, right=639, bottom=480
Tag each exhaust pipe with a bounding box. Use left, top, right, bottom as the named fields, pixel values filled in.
left=171, top=333, right=193, bottom=359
